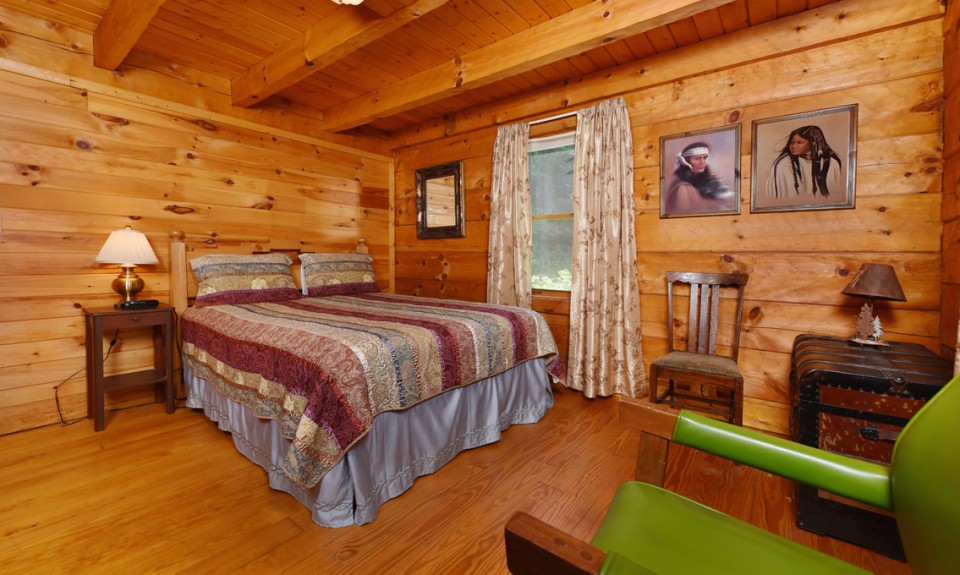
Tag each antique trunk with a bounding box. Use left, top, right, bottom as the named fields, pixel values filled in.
left=790, top=334, right=953, bottom=561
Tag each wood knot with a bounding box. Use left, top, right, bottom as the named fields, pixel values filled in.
left=92, top=113, right=129, bottom=126
left=195, top=119, right=217, bottom=131
left=164, top=205, right=196, bottom=215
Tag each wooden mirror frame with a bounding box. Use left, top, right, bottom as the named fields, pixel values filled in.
left=416, top=161, right=465, bottom=239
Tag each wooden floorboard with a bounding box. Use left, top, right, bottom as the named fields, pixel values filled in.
left=0, top=386, right=910, bottom=574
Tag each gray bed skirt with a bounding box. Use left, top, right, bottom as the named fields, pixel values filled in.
left=184, top=358, right=554, bottom=527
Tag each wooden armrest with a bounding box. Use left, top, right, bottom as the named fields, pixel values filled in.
left=504, top=512, right=605, bottom=575
left=618, top=396, right=679, bottom=438
left=618, top=396, right=680, bottom=486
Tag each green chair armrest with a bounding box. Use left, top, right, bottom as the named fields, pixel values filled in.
left=673, top=410, right=892, bottom=510
left=599, top=551, right=659, bottom=575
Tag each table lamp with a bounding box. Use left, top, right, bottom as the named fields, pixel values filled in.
left=841, top=263, right=906, bottom=346
left=95, top=226, right=159, bottom=302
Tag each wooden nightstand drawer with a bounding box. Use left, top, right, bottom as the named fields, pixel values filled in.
left=98, top=310, right=168, bottom=330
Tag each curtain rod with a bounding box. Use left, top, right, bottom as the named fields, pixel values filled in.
left=528, top=110, right=577, bottom=125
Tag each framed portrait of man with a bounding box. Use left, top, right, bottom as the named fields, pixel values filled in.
left=751, top=104, right=857, bottom=213
left=660, top=125, right=741, bottom=218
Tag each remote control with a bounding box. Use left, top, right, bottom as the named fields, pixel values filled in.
left=119, top=299, right=160, bottom=310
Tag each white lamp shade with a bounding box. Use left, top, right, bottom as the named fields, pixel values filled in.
left=95, top=226, right=159, bottom=266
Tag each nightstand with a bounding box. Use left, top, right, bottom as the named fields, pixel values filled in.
left=84, top=305, right=176, bottom=431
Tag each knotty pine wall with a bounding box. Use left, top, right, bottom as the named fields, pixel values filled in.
left=0, top=21, right=393, bottom=433
left=393, top=0, right=948, bottom=435
left=943, top=0, right=960, bottom=369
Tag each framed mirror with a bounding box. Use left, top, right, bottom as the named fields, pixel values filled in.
left=416, top=161, right=465, bottom=239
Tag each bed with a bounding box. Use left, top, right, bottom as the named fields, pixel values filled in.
left=170, top=232, right=563, bottom=527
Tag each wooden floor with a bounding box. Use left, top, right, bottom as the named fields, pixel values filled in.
left=0, top=386, right=910, bottom=574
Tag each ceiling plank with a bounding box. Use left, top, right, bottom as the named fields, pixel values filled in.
left=321, top=0, right=732, bottom=132
left=93, top=0, right=168, bottom=70
left=232, top=0, right=450, bottom=108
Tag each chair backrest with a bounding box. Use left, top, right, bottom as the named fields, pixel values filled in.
left=888, top=372, right=960, bottom=575
left=665, top=271, right=749, bottom=361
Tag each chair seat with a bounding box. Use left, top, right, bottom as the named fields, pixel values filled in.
left=591, top=482, right=871, bottom=575
left=651, top=351, right=742, bottom=378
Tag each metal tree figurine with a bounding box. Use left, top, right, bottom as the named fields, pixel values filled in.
left=854, top=303, right=876, bottom=343
left=871, top=315, right=883, bottom=341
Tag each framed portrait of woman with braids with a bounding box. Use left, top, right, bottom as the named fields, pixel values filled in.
left=751, top=104, right=857, bottom=213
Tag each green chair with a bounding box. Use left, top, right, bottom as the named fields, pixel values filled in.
left=505, top=373, right=960, bottom=575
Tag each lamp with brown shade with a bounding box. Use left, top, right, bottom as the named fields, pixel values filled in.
left=842, top=263, right=906, bottom=346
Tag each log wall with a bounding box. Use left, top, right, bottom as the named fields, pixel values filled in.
left=943, top=0, right=960, bottom=369
left=0, top=11, right=393, bottom=434
left=392, top=0, right=947, bottom=434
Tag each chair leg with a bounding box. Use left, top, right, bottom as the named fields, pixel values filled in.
left=649, top=365, right=659, bottom=404
left=732, top=377, right=743, bottom=426
left=654, top=378, right=676, bottom=407
left=650, top=365, right=677, bottom=408
left=650, top=369, right=743, bottom=425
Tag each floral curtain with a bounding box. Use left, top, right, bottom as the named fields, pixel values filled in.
left=567, top=97, right=646, bottom=398
left=487, top=122, right=533, bottom=308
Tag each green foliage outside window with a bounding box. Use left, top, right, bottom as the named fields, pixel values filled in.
left=532, top=269, right=572, bottom=291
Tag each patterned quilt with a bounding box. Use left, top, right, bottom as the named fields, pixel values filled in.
left=180, top=293, right=564, bottom=488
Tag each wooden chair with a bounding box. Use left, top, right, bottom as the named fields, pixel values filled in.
left=504, top=373, right=960, bottom=574
left=650, top=271, right=749, bottom=425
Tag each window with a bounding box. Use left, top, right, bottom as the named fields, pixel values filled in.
left=529, top=132, right=574, bottom=291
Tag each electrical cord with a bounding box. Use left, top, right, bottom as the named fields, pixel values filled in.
left=52, top=308, right=187, bottom=427
left=54, top=329, right=120, bottom=426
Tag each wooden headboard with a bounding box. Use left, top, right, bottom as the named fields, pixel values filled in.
left=169, top=230, right=369, bottom=318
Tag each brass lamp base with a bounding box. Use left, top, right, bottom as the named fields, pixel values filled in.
left=112, top=265, right=145, bottom=302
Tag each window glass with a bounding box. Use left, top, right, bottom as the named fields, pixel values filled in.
left=532, top=218, right=573, bottom=290
left=529, top=131, right=575, bottom=291
left=529, top=145, right=574, bottom=215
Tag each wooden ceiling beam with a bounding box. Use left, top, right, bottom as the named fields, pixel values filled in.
left=232, top=0, right=449, bottom=108
left=93, top=0, right=167, bottom=70
left=321, top=0, right=731, bottom=132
